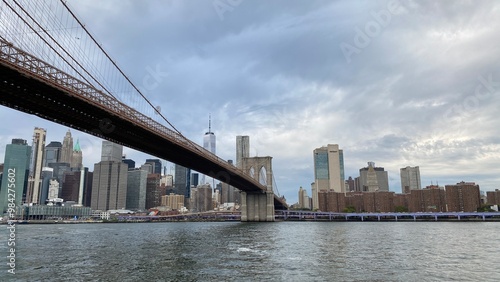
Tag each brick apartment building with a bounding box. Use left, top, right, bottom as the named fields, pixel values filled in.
left=316, top=182, right=481, bottom=213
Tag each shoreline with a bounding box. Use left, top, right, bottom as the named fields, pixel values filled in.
left=2, top=218, right=500, bottom=224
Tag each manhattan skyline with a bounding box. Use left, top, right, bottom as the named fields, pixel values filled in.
left=1, top=1, right=500, bottom=204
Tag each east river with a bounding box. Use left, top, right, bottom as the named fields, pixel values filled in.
left=1, top=221, right=499, bottom=281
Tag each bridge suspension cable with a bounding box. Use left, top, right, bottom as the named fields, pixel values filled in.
left=272, top=174, right=281, bottom=198
left=1, top=0, right=116, bottom=101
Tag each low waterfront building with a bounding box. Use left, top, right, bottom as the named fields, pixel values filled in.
left=16, top=205, right=92, bottom=220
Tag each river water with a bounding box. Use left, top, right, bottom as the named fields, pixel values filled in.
left=1, top=221, right=499, bottom=281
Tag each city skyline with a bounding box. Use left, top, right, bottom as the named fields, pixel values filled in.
left=1, top=1, right=500, bottom=204
left=0, top=125, right=497, bottom=206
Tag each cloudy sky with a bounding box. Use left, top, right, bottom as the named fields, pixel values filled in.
left=1, top=0, right=500, bottom=204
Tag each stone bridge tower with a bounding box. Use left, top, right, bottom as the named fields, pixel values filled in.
left=240, top=156, right=275, bottom=222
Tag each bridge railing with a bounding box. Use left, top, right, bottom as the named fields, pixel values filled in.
left=0, top=38, right=272, bottom=194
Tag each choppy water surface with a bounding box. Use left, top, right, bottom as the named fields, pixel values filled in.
left=1, top=222, right=499, bottom=281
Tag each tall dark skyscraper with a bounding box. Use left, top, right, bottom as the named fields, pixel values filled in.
left=0, top=139, right=31, bottom=213
left=48, top=162, right=71, bottom=196
left=126, top=169, right=147, bottom=210
left=191, top=173, right=199, bottom=187
left=174, top=164, right=191, bottom=208
left=145, top=159, right=162, bottom=175
left=44, top=141, right=62, bottom=167
left=122, top=157, right=136, bottom=170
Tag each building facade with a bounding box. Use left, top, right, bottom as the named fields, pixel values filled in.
left=101, top=140, right=122, bottom=162
left=145, top=159, right=162, bottom=175
left=146, top=173, right=165, bottom=209
left=486, top=189, right=500, bottom=205
left=161, top=193, right=185, bottom=210
left=400, top=166, right=421, bottom=194
left=191, top=184, right=213, bottom=212
left=408, top=185, right=446, bottom=212
left=236, top=135, right=250, bottom=169
left=358, top=162, right=389, bottom=192
left=122, top=158, right=136, bottom=170
left=71, top=139, right=83, bottom=170
left=445, top=182, right=481, bottom=212
left=91, top=142, right=128, bottom=210
left=27, top=127, right=46, bottom=204
left=174, top=164, right=189, bottom=202
left=126, top=168, right=148, bottom=211
left=43, top=141, right=62, bottom=167
left=312, top=144, right=345, bottom=209
left=298, top=186, right=310, bottom=209
left=60, top=130, right=73, bottom=164
left=0, top=139, right=31, bottom=213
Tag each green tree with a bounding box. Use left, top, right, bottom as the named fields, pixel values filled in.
left=477, top=204, right=494, bottom=212
left=395, top=206, right=408, bottom=213
left=343, top=206, right=356, bottom=213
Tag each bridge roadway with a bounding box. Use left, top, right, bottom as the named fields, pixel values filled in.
left=0, top=39, right=287, bottom=210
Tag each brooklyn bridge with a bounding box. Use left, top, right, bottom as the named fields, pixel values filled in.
left=0, top=0, right=288, bottom=221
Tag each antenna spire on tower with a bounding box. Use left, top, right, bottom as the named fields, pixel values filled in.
left=208, top=113, right=211, bottom=133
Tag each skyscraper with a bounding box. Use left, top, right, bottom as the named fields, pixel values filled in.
left=122, top=157, right=136, bottom=170
left=91, top=141, right=128, bottom=210
left=203, top=115, right=216, bottom=155
left=298, top=186, right=310, bottom=209
left=71, top=139, right=83, bottom=170
left=61, top=171, right=81, bottom=202
left=101, top=140, right=123, bottom=162
left=400, top=166, right=421, bottom=194
left=27, top=127, right=46, bottom=204
left=61, top=129, right=73, bottom=164
left=236, top=135, right=250, bottom=169
left=312, top=144, right=345, bottom=209
left=201, top=115, right=216, bottom=186
left=47, top=162, right=71, bottom=197
left=145, top=159, right=162, bottom=175
left=39, top=167, right=54, bottom=204
left=126, top=169, right=148, bottom=210
left=0, top=139, right=31, bottom=213
left=359, top=162, right=389, bottom=192
left=174, top=164, right=190, bottom=207
left=191, top=173, right=199, bottom=187
left=145, top=173, right=165, bottom=209
left=43, top=141, right=62, bottom=167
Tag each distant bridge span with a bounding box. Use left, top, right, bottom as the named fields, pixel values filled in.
left=0, top=39, right=288, bottom=210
